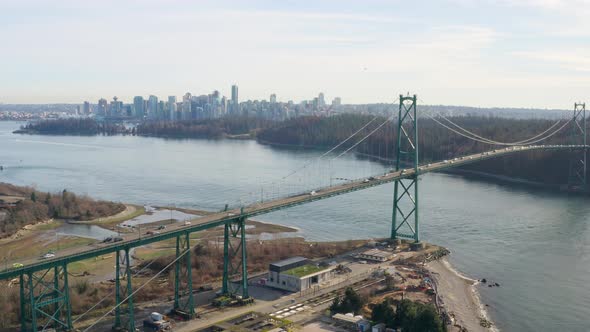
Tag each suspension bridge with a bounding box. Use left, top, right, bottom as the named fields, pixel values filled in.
left=1, top=95, right=587, bottom=332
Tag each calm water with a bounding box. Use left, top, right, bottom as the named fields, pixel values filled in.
left=1, top=122, right=589, bottom=331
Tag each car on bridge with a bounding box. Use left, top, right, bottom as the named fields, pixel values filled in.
left=41, top=252, right=55, bottom=259
left=12, top=263, right=23, bottom=269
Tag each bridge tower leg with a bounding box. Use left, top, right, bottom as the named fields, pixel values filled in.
left=113, top=248, right=135, bottom=332
left=568, top=102, right=587, bottom=190
left=391, top=94, right=420, bottom=243
left=222, top=211, right=249, bottom=299
left=19, top=263, right=72, bottom=332
left=173, top=232, right=195, bottom=319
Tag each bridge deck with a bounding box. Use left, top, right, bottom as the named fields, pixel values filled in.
left=0, top=144, right=585, bottom=279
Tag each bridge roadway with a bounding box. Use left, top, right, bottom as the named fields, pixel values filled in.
left=0, top=144, right=586, bottom=280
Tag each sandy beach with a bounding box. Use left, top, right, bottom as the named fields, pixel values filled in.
left=426, top=257, right=497, bottom=332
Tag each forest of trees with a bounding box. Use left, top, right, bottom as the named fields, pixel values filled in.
left=371, top=298, right=446, bottom=332
left=135, top=117, right=274, bottom=139
left=257, top=114, right=580, bottom=185
left=15, top=118, right=129, bottom=135
left=329, top=287, right=446, bottom=332
left=0, top=183, right=125, bottom=237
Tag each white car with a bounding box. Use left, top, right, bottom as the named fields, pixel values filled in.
left=443, top=160, right=449, bottom=164
left=184, top=221, right=191, bottom=226
left=310, top=191, right=317, bottom=196
left=41, top=253, right=55, bottom=259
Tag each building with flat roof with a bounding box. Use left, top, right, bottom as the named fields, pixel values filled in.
left=267, top=257, right=335, bottom=292
left=358, top=249, right=394, bottom=262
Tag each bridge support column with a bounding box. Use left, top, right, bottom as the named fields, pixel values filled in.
left=391, top=94, right=420, bottom=243
left=222, top=211, right=249, bottom=299
left=19, top=263, right=72, bottom=332
left=173, top=232, right=195, bottom=319
left=568, top=102, right=587, bottom=191
left=113, top=248, right=135, bottom=332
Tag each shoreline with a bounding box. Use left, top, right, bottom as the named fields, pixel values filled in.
left=427, top=257, right=497, bottom=332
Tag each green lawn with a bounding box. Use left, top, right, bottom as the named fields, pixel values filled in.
left=283, top=264, right=324, bottom=277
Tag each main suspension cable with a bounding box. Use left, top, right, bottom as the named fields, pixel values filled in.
left=439, top=114, right=565, bottom=145
left=332, top=116, right=394, bottom=160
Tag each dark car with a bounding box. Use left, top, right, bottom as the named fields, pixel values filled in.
left=156, top=225, right=166, bottom=230
left=113, top=237, right=124, bottom=242
left=103, top=237, right=113, bottom=243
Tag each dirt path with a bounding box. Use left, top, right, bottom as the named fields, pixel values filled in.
left=427, top=258, right=496, bottom=332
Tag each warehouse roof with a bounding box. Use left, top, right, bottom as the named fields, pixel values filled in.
left=270, top=256, right=308, bottom=268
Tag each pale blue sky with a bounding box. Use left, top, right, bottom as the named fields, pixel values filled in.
left=1, top=0, right=589, bottom=108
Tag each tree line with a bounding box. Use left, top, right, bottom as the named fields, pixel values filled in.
left=15, top=118, right=128, bottom=135
left=16, top=114, right=586, bottom=185
left=0, top=183, right=125, bottom=237
left=135, top=117, right=275, bottom=139
left=257, top=114, right=581, bottom=185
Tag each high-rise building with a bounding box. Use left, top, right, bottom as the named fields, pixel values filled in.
left=158, top=101, right=165, bottom=119
left=148, top=95, right=158, bottom=119
left=231, top=84, right=239, bottom=115
left=168, top=96, right=177, bottom=121
left=83, top=101, right=90, bottom=114
left=97, top=98, right=107, bottom=116
left=332, top=97, right=342, bottom=106
left=133, top=96, right=145, bottom=118
left=182, top=93, right=192, bottom=120
left=221, top=96, right=227, bottom=115
left=270, top=94, right=277, bottom=104
left=318, top=93, right=325, bottom=107
left=109, top=96, right=121, bottom=117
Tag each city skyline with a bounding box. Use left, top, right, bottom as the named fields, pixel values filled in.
left=1, top=0, right=589, bottom=109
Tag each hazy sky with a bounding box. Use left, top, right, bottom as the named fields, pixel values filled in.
left=1, top=0, right=589, bottom=108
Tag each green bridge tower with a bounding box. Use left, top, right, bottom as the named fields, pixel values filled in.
left=569, top=102, right=587, bottom=191
left=391, top=94, right=420, bottom=243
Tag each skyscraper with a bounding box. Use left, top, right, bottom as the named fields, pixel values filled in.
left=97, top=98, right=107, bottom=116
left=318, top=93, right=325, bottom=107
left=182, top=93, right=192, bottom=120
left=148, top=95, right=158, bottom=119
left=270, top=94, right=277, bottom=104
left=168, top=96, right=177, bottom=121
left=109, top=96, right=121, bottom=117
left=133, top=96, right=144, bottom=118
left=83, top=101, right=90, bottom=114
left=231, top=84, right=239, bottom=115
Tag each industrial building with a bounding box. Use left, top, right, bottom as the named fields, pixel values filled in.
left=332, top=313, right=371, bottom=332
left=358, top=249, right=394, bottom=262
left=267, top=257, right=335, bottom=292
